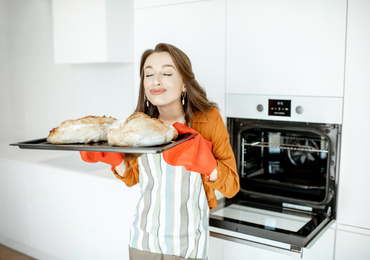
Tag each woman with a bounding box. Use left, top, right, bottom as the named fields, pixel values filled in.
left=80, top=43, right=239, bottom=260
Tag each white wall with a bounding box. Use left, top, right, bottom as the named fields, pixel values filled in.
left=0, top=0, right=12, bottom=143
left=133, top=0, right=226, bottom=117
left=0, top=0, right=136, bottom=144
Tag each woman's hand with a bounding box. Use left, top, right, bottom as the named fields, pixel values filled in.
left=163, top=122, right=217, bottom=180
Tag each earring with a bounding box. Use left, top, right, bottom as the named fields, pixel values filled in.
left=182, top=92, right=186, bottom=105
left=144, top=93, right=149, bottom=107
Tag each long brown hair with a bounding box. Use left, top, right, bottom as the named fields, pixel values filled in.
left=135, top=43, right=218, bottom=123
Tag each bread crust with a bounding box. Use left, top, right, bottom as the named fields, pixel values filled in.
left=107, top=112, right=178, bottom=147
left=47, top=115, right=117, bottom=144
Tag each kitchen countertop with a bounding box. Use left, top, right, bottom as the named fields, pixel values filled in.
left=0, top=142, right=138, bottom=189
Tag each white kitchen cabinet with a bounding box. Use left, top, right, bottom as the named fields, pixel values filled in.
left=0, top=152, right=140, bottom=260
left=337, top=0, right=370, bottom=229
left=335, top=225, right=370, bottom=260
left=27, top=161, right=139, bottom=260
left=134, top=0, right=226, bottom=117
left=212, top=228, right=335, bottom=260
left=92, top=178, right=140, bottom=260
left=226, top=0, right=347, bottom=97
left=30, top=209, right=96, bottom=260
left=208, top=236, right=224, bottom=260
left=0, top=161, right=31, bottom=246
left=27, top=170, right=139, bottom=260
left=26, top=164, right=97, bottom=259
left=52, top=0, right=133, bottom=64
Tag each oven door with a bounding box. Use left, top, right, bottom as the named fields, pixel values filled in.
left=209, top=198, right=335, bottom=258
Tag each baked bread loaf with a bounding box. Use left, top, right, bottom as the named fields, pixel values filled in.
left=47, top=116, right=117, bottom=144
left=107, top=112, right=178, bottom=147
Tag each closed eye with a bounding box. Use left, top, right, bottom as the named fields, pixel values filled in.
left=146, top=74, right=153, bottom=77
left=163, top=74, right=172, bottom=76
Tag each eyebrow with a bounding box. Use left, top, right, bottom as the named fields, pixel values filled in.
left=144, top=64, right=176, bottom=70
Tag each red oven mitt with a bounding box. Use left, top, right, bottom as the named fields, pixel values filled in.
left=163, top=122, right=217, bottom=180
left=79, top=151, right=123, bottom=171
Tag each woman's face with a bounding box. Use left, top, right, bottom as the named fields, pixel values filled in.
left=143, top=52, right=185, bottom=108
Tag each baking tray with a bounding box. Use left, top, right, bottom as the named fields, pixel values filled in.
left=9, top=134, right=197, bottom=154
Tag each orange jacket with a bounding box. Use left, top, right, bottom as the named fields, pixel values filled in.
left=113, top=107, right=240, bottom=211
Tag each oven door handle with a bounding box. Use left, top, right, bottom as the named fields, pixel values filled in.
left=210, top=231, right=303, bottom=258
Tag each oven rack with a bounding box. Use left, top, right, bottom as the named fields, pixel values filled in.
left=244, top=141, right=328, bottom=153
left=281, top=136, right=325, bottom=142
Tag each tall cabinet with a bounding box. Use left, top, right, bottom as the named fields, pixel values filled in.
left=221, top=0, right=346, bottom=259
left=335, top=0, right=370, bottom=259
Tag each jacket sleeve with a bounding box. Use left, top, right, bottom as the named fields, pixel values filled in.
left=112, top=158, right=140, bottom=187
left=194, top=108, right=240, bottom=207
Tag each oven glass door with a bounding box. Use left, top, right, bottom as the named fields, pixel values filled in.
left=209, top=199, right=332, bottom=248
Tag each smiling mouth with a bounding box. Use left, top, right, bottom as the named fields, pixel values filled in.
left=150, top=89, right=166, bottom=95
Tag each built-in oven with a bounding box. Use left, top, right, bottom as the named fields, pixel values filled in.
left=209, top=94, right=343, bottom=258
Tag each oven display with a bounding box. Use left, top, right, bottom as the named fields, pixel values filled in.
left=268, top=99, right=291, bottom=117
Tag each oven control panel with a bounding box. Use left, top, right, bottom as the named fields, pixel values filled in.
left=268, top=99, right=291, bottom=117
left=226, top=94, right=343, bottom=124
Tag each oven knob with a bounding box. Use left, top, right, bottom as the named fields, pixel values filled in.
left=296, top=106, right=304, bottom=114
left=257, top=104, right=263, bottom=112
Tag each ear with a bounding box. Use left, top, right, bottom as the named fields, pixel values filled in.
left=182, top=84, right=186, bottom=92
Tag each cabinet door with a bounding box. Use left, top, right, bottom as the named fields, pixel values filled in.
left=335, top=225, right=370, bottom=260
left=134, top=0, right=226, bottom=115
left=337, top=0, right=370, bottom=229
left=92, top=180, right=140, bottom=260
left=226, top=0, right=346, bottom=97
left=0, top=161, right=31, bottom=246
left=27, top=166, right=97, bottom=260
left=208, top=236, right=224, bottom=260
left=52, top=0, right=134, bottom=63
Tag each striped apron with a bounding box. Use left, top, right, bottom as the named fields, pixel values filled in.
left=129, top=153, right=209, bottom=260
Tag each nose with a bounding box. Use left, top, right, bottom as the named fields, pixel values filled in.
left=153, top=74, right=161, bottom=87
